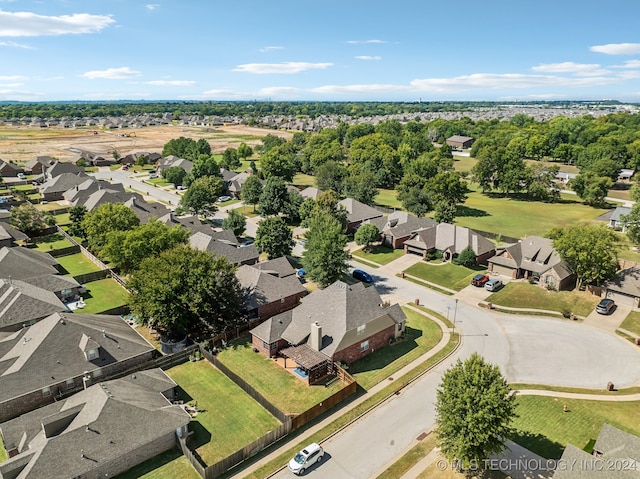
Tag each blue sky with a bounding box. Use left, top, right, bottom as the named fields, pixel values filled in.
left=2, top=0, right=640, bottom=102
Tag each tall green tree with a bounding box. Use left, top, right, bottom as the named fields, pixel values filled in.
left=102, top=219, right=189, bottom=273
left=302, top=213, right=349, bottom=287
left=68, top=205, right=87, bottom=239
left=221, top=209, right=247, bottom=236
left=255, top=216, right=295, bottom=259
left=162, top=166, right=187, bottom=187
left=179, top=175, right=223, bottom=215
left=315, top=160, right=347, bottom=193
left=343, top=169, right=379, bottom=206
left=259, top=147, right=298, bottom=181
left=354, top=223, right=380, bottom=251
left=241, top=175, right=263, bottom=212
left=568, top=172, right=613, bottom=207
left=9, top=203, right=54, bottom=237
left=549, top=224, right=620, bottom=287
left=221, top=148, right=241, bottom=170
left=82, top=203, right=140, bottom=253
left=237, top=142, right=253, bottom=161
left=128, top=246, right=241, bottom=334
left=435, top=353, right=516, bottom=473
left=258, top=176, right=289, bottom=216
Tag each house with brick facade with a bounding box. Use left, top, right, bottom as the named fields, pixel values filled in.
left=487, top=236, right=575, bottom=291
left=237, top=257, right=307, bottom=320
left=338, top=198, right=384, bottom=233
left=0, top=368, right=190, bottom=479
left=250, top=281, right=406, bottom=384
left=0, top=160, right=23, bottom=178
left=0, top=312, right=155, bottom=422
left=40, top=172, right=90, bottom=201
left=367, top=211, right=436, bottom=249
left=189, top=230, right=259, bottom=266
left=403, top=223, right=495, bottom=265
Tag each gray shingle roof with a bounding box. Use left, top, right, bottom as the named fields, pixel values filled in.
left=605, top=267, right=640, bottom=297
left=40, top=172, right=89, bottom=195
left=252, top=256, right=297, bottom=278
left=123, top=197, right=171, bottom=224
left=0, top=279, right=67, bottom=329
left=0, top=246, right=60, bottom=280
left=0, top=312, right=154, bottom=404
left=20, top=274, right=79, bottom=294
left=594, top=424, right=640, bottom=460
left=367, top=211, right=435, bottom=239
left=338, top=198, right=384, bottom=224
left=0, top=223, right=28, bottom=242
left=300, top=187, right=323, bottom=200
left=0, top=369, right=189, bottom=479
left=189, top=231, right=259, bottom=266
left=250, top=310, right=293, bottom=343
left=405, top=224, right=494, bottom=256
left=488, top=236, right=572, bottom=278
left=236, top=263, right=306, bottom=310
left=45, top=161, right=84, bottom=179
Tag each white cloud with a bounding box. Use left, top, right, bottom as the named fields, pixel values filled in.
left=0, top=82, right=22, bottom=87
left=82, top=67, right=142, bottom=80
left=532, top=62, right=610, bottom=76
left=0, top=10, right=115, bottom=36
left=258, top=86, right=301, bottom=97
left=355, top=55, right=381, bottom=61
left=82, top=92, right=149, bottom=100
left=617, top=70, right=640, bottom=80
left=0, top=89, right=42, bottom=101
left=310, top=84, right=410, bottom=94
left=346, top=39, right=387, bottom=45
left=259, top=46, right=283, bottom=53
left=0, top=40, right=31, bottom=48
left=613, top=60, right=640, bottom=69
left=144, top=80, right=196, bottom=86
left=0, top=75, right=25, bottom=81
left=590, top=43, right=640, bottom=55
left=146, top=4, right=160, bottom=10
left=233, top=62, right=332, bottom=74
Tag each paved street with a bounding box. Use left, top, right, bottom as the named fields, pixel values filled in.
left=91, top=168, right=181, bottom=206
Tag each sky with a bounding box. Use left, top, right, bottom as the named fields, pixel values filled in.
left=2, top=0, right=640, bottom=103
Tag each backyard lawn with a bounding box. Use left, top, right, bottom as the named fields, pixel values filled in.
left=512, top=395, right=640, bottom=459
left=620, top=311, right=640, bottom=336
left=216, top=337, right=346, bottom=414
left=350, top=307, right=443, bottom=390
left=114, top=449, right=200, bottom=479
left=53, top=212, right=71, bottom=226
left=165, top=360, right=281, bottom=465
left=454, top=186, right=609, bottom=239
left=34, top=201, right=67, bottom=212
left=80, top=278, right=129, bottom=314
left=292, top=173, right=316, bottom=187
left=352, top=245, right=405, bottom=266
left=55, top=252, right=102, bottom=276
left=375, top=188, right=403, bottom=210
left=487, top=282, right=600, bottom=317
left=404, top=261, right=482, bottom=291
left=33, top=233, right=73, bottom=252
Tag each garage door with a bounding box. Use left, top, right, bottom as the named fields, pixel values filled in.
left=491, top=264, right=514, bottom=278
left=606, top=291, right=637, bottom=308
left=406, top=246, right=424, bottom=256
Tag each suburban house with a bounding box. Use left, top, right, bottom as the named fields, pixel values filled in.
left=0, top=160, right=23, bottom=178
left=445, top=135, right=475, bottom=149
left=0, top=312, right=156, bottom=421
left=300, top=187, right=323, bottom=200
left=0, top=246, right=61, bottom=280
left=250, top=281, right=406, bottom=383
left=75, top=189, right=141, bottom=212
left=227, top=172, right=250, bottom=197
left=608, top=206, right=633, bottom=232
left=0, top=278, right=67, bottom=332
left=236, top=257, right=307, bottom=320
left=62, top=177, right=126, bottom=205
left=553, top=424, right=640, bottom=479
left=338, top=198, right=384, bottom=233
left=555, top=171, right=578, bottom=184
left=43, top=161, right=84, bottom=181
left=404, top=223, right=495, bottom=265
left=189, top=230, right=259, bottom=266
left=367, top=211, right=436, bottom=249
left=24, top=156, right=55, bottom=175
left=0, top=369, right=190, bottom=479
left=120, top=151, right=161, bottom=166
left=487, top=236, right=575, bottom=290
left=618, top=168, right=635, bottom=181
left=602, top=267, right=640, bottom=308
left=40, top=172, right=90, bottom=201
left=0, top=223, right=28, bottom=247
left=156, top=155, right=193, bottom=174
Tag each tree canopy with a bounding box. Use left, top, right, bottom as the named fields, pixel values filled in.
left=254, top=216, right=295, bottom=259
left=241, top=174, right=263, bottom=212
left=354, top=223, right=380, bottom=251
left=435, top=353, right=516, bottom=472
left=128, top=246, right=241, bottom=334
left=179, top=175, right=223, bottom=215
left=162, top=166, right=187, bottom=187
left=221, top=209, right=246, bottom=237
left=82, top=203, right=140, bottom=253
left=10, top=203, right=54, bottom=237
left=302, top=213, right=349, bottom=287
left=162, top=136, right=211, bottom=160
left=258, top=176, right=290, bottom=216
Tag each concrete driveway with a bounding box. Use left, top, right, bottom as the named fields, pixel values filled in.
left=583, top=302, right=633, bottom=333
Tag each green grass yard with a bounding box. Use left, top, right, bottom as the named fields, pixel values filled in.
left=351, top=245, right=405, bottom=266
left=147, top=178, right=172, bottom=187
left=486, top=282, right=600, bottom=317
left=55, top=252, right=101, bottom=276
left=33, top=233, right=73, bottom=252
left=375, top=188, right=403, bottom=210
left=233, top=204, right=260, bottom=217
left=350, top=307, right=443, bottom=390
left=53, top=212, right=71, bottom=226
left=114, top=449, right=200, bottom=479
left=0, top=433, right=6, bottom=463
left=513, top=396, right=640, bottom=459
left=452, top=154, right=477, bottom=172
left=166, top=360, right=281, bottom=465
left=620, top=311, right=640, bottom=336
left=292, top=173, right=316, bottom=187
left=79, top=278, right=129, bottom=314
left=216, top=337, right=346, bottom=414
left=34, top=202, right=67, bottom=212
left=404, top=262, right=482, bottom=291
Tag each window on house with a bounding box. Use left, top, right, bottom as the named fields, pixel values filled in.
left=262, top=341, right=269, bottom=349
left=86, top=349, right=98, bottom=361
left=92, top=368, right=102, bottom=378
left=357, top=325, right=366, bottom=336
left=360, top=340, right=370, bottom=352
left=42, top=386, right=51, bottom=397
left=397, top=323, right=403, bottom=331
left=66, top=378, right=75, bottom=389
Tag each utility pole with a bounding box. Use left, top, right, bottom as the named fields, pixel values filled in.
left=452, top=298, right=459, bottom=334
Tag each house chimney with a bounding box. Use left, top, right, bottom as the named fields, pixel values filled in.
left=310, top=322, right=322, bottom=351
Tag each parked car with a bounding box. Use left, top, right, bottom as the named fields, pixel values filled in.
left=288, top=443, right=324, bottom=475
left=352, top=269, right=373, bottom=284
left=149, top=173, right=158, bottom=179
left=485, top=279, right=503, bottom=292
left=296, top=269, right=306, bottom=279
left=176, top=185, right=187, bottom=190
left=471, top=274, right=490, bottom=287
left=239, top=238, right=254, bottom=248
left=17, top=173, right=26, bottom=179
left=596, top=298, right=616, bottom=315
left=217, top=195, right=232, bottom=203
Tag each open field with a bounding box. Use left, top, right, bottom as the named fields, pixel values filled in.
left=0, top=125, right=292, bottom=165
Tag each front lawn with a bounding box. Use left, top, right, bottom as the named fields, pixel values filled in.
left=80, top=278, right=129, bottom=314
left=233, top=204, right=259, bottom=217
left=351, top=245, right=405, bottom=266
left=147, top=178, right=172, bottom=187
left=487, top=282, right=600, bottom=317
left=620, top=311, right=640, bottom=336
left=404, top=261, right=482, bottom=291
left=55, top=252, right=102, bottom=276
left=350, top=307, right=443, bottom=390
left=218, top=198, right=241, bottom=207
left=512, top=395, right=640, bottom=460
left=216, top=337, right=346, bottom=414
left=114, top=449, right=200, bottom=479
left=166, top=360, right=281, bottom=465
left=33, top=233, right=73, bottom=252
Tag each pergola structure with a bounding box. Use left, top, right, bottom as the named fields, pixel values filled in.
left=279, top=344, right=331, bottom=385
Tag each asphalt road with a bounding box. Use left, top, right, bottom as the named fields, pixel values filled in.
left=91, top=169, right=181, bottom=206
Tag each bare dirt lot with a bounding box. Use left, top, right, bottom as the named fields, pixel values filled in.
left=0, top=124, right=292, bottom=165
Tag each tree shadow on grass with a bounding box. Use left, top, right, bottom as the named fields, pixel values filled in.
left=512, top=430, right=564, bottom=460
left=456, top=205, right=490, bottom=218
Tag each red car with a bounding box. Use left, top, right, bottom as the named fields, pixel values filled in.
left=471, top=274, right=490, bottom=287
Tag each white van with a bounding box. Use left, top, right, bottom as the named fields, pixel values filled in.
left=288, top=443, right=324, bottom=475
